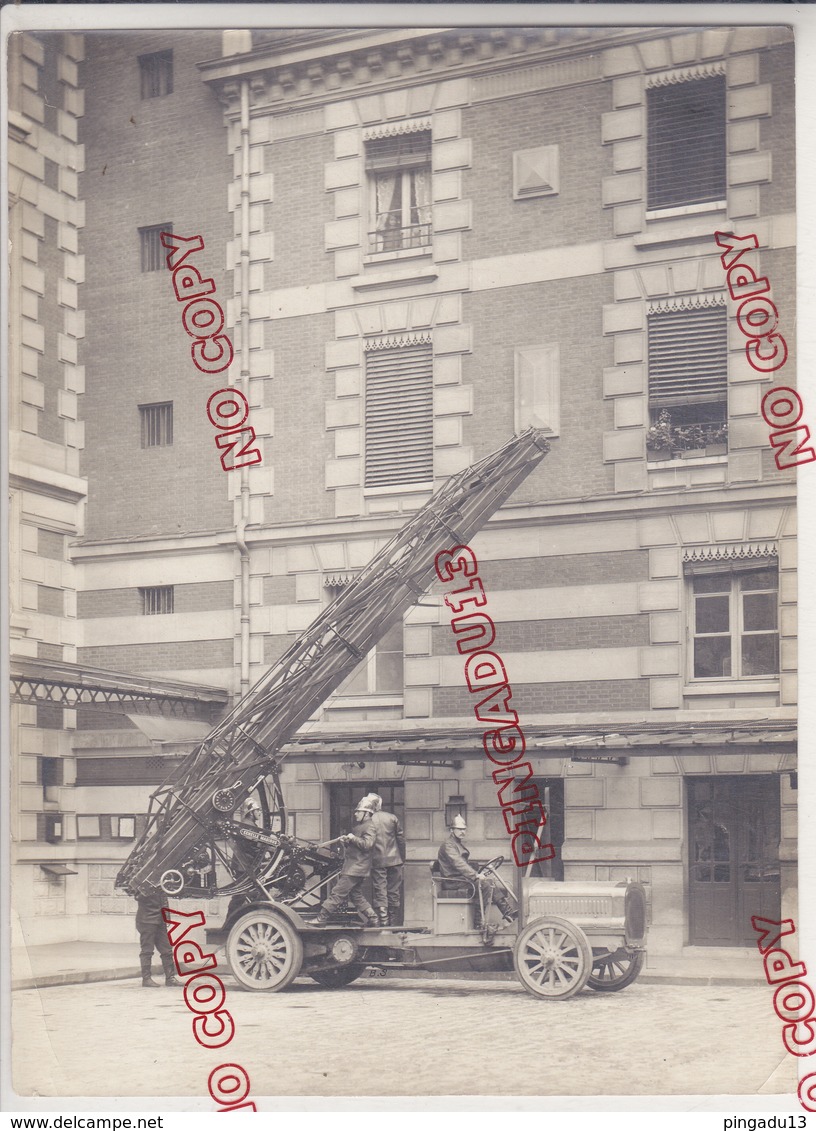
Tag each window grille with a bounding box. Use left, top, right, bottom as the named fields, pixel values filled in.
left=139, top=224, right=171, bottom=272
left=647, top=75, right=726, bottom=210
left=139, top=50, right=173, bottom=99
left=690, top=566, right=779, bottom=679
left=140, top=586, right=174, bottom=615
left=366, top=131, right=432, bottom=254
left=364, top=339, right=433, bottom=488
left=139, top=402, right=173, bottom=447
left=648, top=303, right=728, bottom=445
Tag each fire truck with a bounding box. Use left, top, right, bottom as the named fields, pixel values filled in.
left=117, top=428, right=647, bottom=1000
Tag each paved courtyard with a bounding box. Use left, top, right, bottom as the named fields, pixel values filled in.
left=11, top=973, right=798, bottom=1103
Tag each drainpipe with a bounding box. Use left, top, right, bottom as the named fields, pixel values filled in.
left=236, top=78, right=252, bottom=699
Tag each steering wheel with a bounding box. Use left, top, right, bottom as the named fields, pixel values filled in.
left=479, top=856, right=505, bottom=874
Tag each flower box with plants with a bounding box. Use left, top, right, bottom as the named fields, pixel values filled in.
left=646, top=410, right=728, bottom=461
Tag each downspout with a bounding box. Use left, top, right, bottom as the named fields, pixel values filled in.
left=236, top=78, right=252, bottom=699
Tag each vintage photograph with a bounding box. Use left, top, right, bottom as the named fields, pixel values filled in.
left=5, top=10, right=803, bottom=1107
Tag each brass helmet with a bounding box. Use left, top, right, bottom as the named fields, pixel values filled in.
left=363, top=792, right=383, bottom=812
left=450, top=814, right=467, bottom=831
left=354, top=796, right=377, bottom=817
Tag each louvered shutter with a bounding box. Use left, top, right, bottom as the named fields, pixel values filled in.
left=647, top=76, right=726, bottom=210
left=648, top=305, right=727, bottom=407
left=365, top=132, right=432, bottom=172
left=365, top=341, right=434, bottom=488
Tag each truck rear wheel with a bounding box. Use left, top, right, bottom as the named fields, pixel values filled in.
left=226, top=908, right=303, bottom=992
left=513, top=915, right=592, bottom=1000
left=588, top=948, right=645, bottom=992
left=308, top=964, right=367, bottom=988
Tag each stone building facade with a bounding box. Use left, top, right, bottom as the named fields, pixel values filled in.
left=9, top=24, right=797, bottom=956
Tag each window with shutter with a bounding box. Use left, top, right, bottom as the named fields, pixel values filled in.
left=366, top=130, right=432, bottom=254
left=139, top=50, right=173, bottom=99
left=364, top=338, right=434, bottom=488
left=647, top=301, right=728, bottom=455
left=647, top=75, right=726, bottom=211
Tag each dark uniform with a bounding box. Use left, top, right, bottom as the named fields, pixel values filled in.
left=317, top=817, right=378, bottom=925
left=136, top=892, right=177, bottom=986
left=436, top=833, right=515, bottom=919
left=371, top=810, right=406, bottom=926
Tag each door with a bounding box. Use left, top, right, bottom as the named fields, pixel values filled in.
left=328, top=782, right=405, bottom=916
left=688, top=775, right=781, bottom=946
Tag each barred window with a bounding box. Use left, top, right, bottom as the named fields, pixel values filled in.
left=366, top=131, right=432, bottom=254
left=647, top=303, right=728, bottom=454
left=365, top=339, right=433, bottom=488
left=139, top=402, right=173, bottom=447
left=690, top=567, right=779, bottom=679
left=139, top=50, right=173, bottom=99
left=139, top=224, right=171, bottom=273
left=647, top=75, right=726, bottom=211
left=140, top=586, right=174, bottom=615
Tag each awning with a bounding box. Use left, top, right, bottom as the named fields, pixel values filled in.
left=126, top=715, right=214, bottom=744
left=39, top=863, right=78, bottom=877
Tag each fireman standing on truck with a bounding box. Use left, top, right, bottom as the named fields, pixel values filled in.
left=315, top=796, right=379, bottom=926
left=367, top=793, right=405, bottom=927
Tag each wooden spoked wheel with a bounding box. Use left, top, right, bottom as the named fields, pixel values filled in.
left=226, top=908, right=304, bottom=992
left=588, top=949, right=645, bottom=992
left=513, top=915, right=593, bottom=1000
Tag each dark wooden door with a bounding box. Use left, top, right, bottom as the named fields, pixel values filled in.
left=688, top=775, right=781, bottom=946
left=328, top=782, right=405, bottom=914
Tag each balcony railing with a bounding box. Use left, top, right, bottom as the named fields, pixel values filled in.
left=368, top=217, right=432, bottom=255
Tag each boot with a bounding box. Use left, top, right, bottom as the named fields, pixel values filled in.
left=162, top=954, right=181, bottom=987
left=314, top=910, right=330, bottom=926
left=376, top=907, right=389, bottom=928
left=141, top=957, right=159, bottom=988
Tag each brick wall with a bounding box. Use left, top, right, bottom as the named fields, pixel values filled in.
left=476, top=550, right=648, bottom=591
left=266, top=131, right=334, bottom=290
left=433, top=678, right=650, bottom=715
left=81, top=32, right=233, bottom=540
left=463, top=79, right=612, bottom=260
left=761, top=43, right=795, bottom=216
left=432, top=614, right=650, bottom=655
left=78, top=579, right=234, bottom=618
left=77, top=638, right=232, bottom=671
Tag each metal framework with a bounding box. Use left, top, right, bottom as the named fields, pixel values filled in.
left=116, top=427, right=550, bottom=903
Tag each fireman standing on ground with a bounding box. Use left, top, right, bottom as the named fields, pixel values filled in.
left=315, top=796, right=379, bottom=926
left=136, top=891, right=181, bottom=988
left=367, top=793, right=405, bottom=926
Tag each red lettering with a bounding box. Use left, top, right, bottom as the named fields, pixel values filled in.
left=193, top=1008, right=236, bottom=1050
left=752, top=915, right=796, bottom=954
left=207, top=388, right=250, bottom=431
left=784, top=1019, right=816, bottom=1059
left=182, top=298, right=225, bottom=340
left=769, top=425, right=816, bottom=470
left=727, top=264, right=770, bottom=301
left=162, top=905, right=206, bottom=947
left=737, top=296, right=779, bottom=339
left=763, top=947, right=807, bottom=985
left=798, top=1070, right=816, bottom=1110
left=482, top=726, right=526, bottom=766
left=161, top=231, right=205, bottom=271
left=218, top=1103, right=258, bottom=1113
left=773, top=979, right=815, bottom=1023
left=444, top=576, right=487, bottom=615
left=464, top=650, right=508, bottom=692
left=762, top=386, right=804, bottom=429
left=174, top=940, right=218, bottom=978
left=215, top=425, right=263, bottom=471
left=184, top=972, right=227, bottom=1015
left=501, top=798, right=546, bottom=836
left=492, top=761, right=538, bottom=807
left=473, top=685, right=518, bottom=727
left=510, top=828, right=556, bottom=868
left=746, top=332, right=788, bottom=373
left=208, top=1064, right=251, bottom=1108
left=172, top=264, right=216, bottom=303
left=434, top=544, right=478, bottom=583
left=715, top=230, right=759, bottom=270
left=192, top=334, right=234, bottom=374
left=452, top=612, right=496, bottom=655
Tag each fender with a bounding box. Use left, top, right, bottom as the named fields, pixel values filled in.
left=221, top=898, right=312, bottom=938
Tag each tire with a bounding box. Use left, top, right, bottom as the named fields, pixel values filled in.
left=308, top=964, right=367, bottom=988
left=513, top=915, right=593, bottom=1000
left=226, top=908, right=304, bottom=992
left=588, top=948, right=645, bottom=992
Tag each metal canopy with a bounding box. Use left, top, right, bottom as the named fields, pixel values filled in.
left=10, top=658, right=229, bottom=719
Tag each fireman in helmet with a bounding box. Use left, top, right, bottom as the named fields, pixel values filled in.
left=437, top=814, right=517, bottom=922
left=315, top=796, right=379, bottom=926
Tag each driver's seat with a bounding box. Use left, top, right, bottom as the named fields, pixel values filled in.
left=429, top=860, right=478, bottom=933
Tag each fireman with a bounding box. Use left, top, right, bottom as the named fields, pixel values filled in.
left=315, top=796, right=379, bottom=926
left=437, top=814, right=517, bottom=922
left=366, top=793, right=405, bottom=927
left=136, top=891, right=181, bottom=988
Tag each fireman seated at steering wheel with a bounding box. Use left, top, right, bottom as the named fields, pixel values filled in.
left=436, top=815, right=518, bottom=923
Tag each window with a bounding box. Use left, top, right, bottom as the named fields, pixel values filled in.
left=140, top=585, right=174, bottom=615
left=77, top=816, right=101, bottom=839
left=690, top=567, right=779, bottom=679
left=139, top=50, right=173, bottom=99
left=139, top=402, right=173, bottom=447
left=114, top=816, right=136, bottom=839
left=366, top=131, right=432, bottom=254
left=139, top=224, right=171, bottom=272
left=364, top=338, right=433, bottom=488
left=647, top=75, right=726, bottom=210
left=337, top=622, right=404, bottom=696
left=647, top=302, right=728, bottom=456
left=525, top=779, right=564, bottom=881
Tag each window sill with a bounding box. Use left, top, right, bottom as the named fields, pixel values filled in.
left=363, top=246, right=433, bottom=267
left=364, top=481, right=433, bottom=498
left=328, top=695, right=404, bottom=708
left=351, top=264, right=438, bottom=292
left=648, top=454, right=728, bottom=469
left=683, top=680, right=780, bottom=695
left=645, top=200, right=727, bottom=221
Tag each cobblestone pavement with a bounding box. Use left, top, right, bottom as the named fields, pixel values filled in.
left=12, top=974, right=797, bottom=1101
